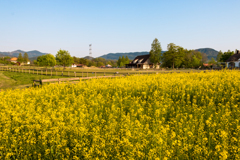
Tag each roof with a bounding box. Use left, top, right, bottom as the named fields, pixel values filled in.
left=226, top=53, right=240, bottom=62
left=203, top=63, right=212, bottom=67
left=131, top=54, right=150, bottom=64
left=10, top=57, right=18, bottom=61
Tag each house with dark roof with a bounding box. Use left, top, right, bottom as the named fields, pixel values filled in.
left=226, top=50, right=240, bottom=68
left=125, top=54, right=160, bottom=69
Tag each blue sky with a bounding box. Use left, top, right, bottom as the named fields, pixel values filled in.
left=0, top=0, right=239, bottom=57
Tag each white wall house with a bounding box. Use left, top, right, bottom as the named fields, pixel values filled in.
left=125, top=54, right=160, bottom=69
left=71, top=64, right=77, bottom=67
left=226, top=50, right=240, bottom=68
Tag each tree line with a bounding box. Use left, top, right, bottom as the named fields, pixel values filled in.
left=149, top=38, right=208, bottom=69
left=149, top=38, right=237, bottom=68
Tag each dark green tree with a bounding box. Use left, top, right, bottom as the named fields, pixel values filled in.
left=149, top=38, right=162, bottom=68
left=18, top=53, right=23, bottom=63
left=117, top=57, right=122, bottom=67
left=23, top=53, right=29, bottom=63
left=162, top=43, right=184, bottom=68
left=217, top=50, right=223, bottom=62
left=55, top=49, right=74, bottom=68
left=125, top=56, right=130, bottom=64
left=121, top=56, right=126, bottom=65
left=220, top=50, right=234, bottom=62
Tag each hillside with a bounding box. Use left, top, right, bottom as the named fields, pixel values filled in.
left=100, top=52, right=150, bottom=60
left=0, top=50, right=47, bottom=58
left=99, top=48, right=219, bottom=60
left=195, top=48, right=218, bottom=60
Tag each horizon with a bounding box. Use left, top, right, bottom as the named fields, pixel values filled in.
left=0, top=47, right=222, bottom=58
left=1, top=0, right=239, bottom=57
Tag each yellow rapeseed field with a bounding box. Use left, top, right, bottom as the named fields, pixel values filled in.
left=0, top=70, right=240, bottom=159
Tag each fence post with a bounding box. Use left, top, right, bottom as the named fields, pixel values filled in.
left=104, top=72, right=105, bottom=76
left=58, top=78, right=60, bottom=84
left=95, top=72, right=96, bottom=77
left=87, top=72, right=88, bottom=77
left=56, top=71, right=57, bottom=76
left=51, top=70, right=52, bottom=76
left=37, top=70, right=38, bottom=75
left=75, top=72, right=76, bottom=77
left=82, top=72, right=83, bottom=77
left=46, top=70, right=47, bottom=76
left=68, top=71, right=69, bottom=77
left=62, top=71, right=63, bottom=76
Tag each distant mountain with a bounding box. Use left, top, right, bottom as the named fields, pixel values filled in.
left=0, top=50, right=47, bottom=58
left=100, top=52, right=150, bottom=60
left=99, top=48, right=219, bottom=60
left=83, top=56, right=94, bottom=60
left=195, top=48, right=219, bottom=60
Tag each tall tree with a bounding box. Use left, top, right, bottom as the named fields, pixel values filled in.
left=162, top=43, right=184, bottom=69
left=121, top=56, right=126, bottom=65
left=125, top=56, right=130, bottom=64
left=18, top=53, right=23, bottom=63
left=149, top=38, right=162, bottom=68
left=55, top=49, right=74, bottom=68
left=23, top=53, right=29, bottom=63
left=217, top=50, right=223, bottom=62
left=117, top=56, right=122, bottom=67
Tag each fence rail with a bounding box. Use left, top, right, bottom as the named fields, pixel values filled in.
left=0, top=67, right=136, bottom=77
left=32, top=75, right=125, bottom=87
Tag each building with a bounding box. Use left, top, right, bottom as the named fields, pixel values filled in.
left=10, top=57, right=18, bottom=63
left=106, top=64, right=112, bottom=68
left=226, top=50, right=240, bottom=68
left=71, top=64, right=77, bottom=67
left=125, top=54, right=160, bottom=69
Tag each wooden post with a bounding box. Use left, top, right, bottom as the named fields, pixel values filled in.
left=56, top=71, right=57, bottom=76
left=37, top=70, right=38, bottom=75
left=68, top=71, right=69, bottom=77
left=95, top=72, right=96, bottom=77
left=29, top=69, right=30, bottom=74
left=104, top=72, right=105, bottom=76
left=82, top=72, right=83, bottom=77
left=51, top=70, right=52, bottom=76
left=58, top=78, right=60, bottom=84
left=46, top=70, right=47, bottom=76
left=62, top=71, right=63, bottom=76
left=75, top=72, right=76, bottom=77
left=87, top=72, right=88, bottom=77
left=41, top=70, right=42, bottom=75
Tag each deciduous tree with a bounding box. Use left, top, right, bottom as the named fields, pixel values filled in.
left=220, top=50, right=234, bottom=62
left=37, top=54, right=56, bottom=67
left=149, top=38, right=162, bottom=68
left=23, top=53, right=29, bottom=63
left=162, top=43, right=184, bottom=68
left=18, top=53, right=23, bottom=63
left=55, top=49, right=73, bottom=68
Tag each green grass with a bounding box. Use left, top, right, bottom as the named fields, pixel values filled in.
left=0, top=67, right=203, bottom=90
left=1, top=71, right=69, bottom=86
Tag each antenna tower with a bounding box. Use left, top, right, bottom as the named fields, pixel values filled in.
left=89, top=44, right=92, bottom=58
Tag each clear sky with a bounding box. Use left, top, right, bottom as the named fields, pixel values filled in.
left=1, top=0, right=239, bottom=57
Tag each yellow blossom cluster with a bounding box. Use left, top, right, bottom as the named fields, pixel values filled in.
left=0, top=70, right=240, bottom=159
